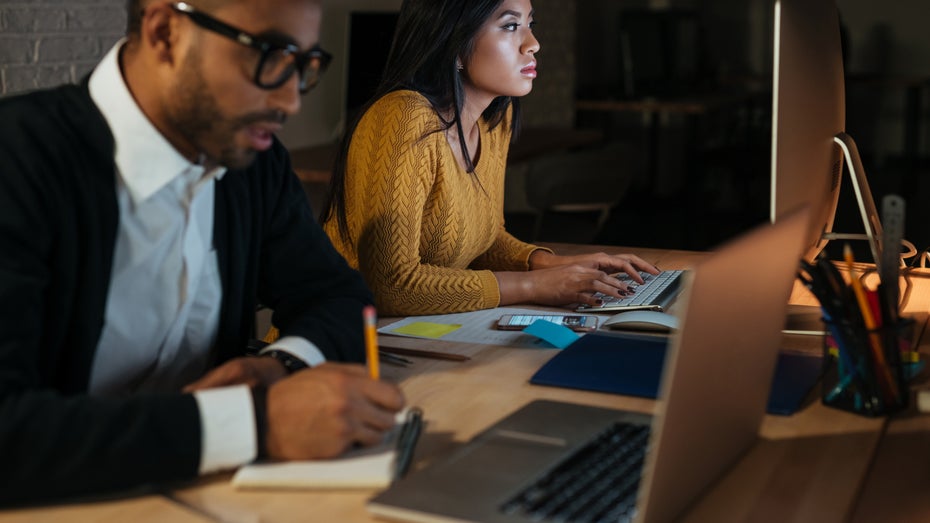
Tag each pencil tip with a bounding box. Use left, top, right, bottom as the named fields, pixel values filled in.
left=843, top=243, right=855, bottom=262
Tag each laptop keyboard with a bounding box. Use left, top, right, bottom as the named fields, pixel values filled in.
left=578, top=270, right=684, bottom=311
left=499, top=421, right=651, bottom=523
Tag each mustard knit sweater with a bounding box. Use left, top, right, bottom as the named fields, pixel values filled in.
left=323, top=90, right=545, bottom=316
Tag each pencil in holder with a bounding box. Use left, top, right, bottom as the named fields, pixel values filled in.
left=821, top=316, right=914, bottom=417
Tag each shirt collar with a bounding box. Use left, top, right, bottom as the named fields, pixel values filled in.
left=88, top=40, right=226, bottom=204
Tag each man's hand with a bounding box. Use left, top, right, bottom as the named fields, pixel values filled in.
left=264, top=363, right=405, bottom=460
left=183, top=356, right=288, bottom=392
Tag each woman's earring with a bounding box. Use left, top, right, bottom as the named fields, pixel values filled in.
left=456, top=61, right=464, bottom=71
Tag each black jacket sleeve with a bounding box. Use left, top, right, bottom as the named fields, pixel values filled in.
left=0, top=87, right=202, bottom=505
left=212, top=138, right=373, bottom=364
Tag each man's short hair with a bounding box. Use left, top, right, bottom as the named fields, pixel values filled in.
left=126, top=0, right=144, bottom=36
left=125, top=0, right=231, bottom=37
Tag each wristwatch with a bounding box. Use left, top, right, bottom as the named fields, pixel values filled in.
left=262, top=349, right=309, bottom=374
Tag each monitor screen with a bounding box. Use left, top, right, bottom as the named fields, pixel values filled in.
left=769, top=0, right=846, bottom=262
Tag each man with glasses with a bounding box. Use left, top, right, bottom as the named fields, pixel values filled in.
left=0, top=0, right=404, bottom=504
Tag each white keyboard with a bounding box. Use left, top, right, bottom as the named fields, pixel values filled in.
left=577, top=270, right=685, bottom=312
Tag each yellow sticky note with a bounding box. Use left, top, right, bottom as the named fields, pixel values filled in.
left=391, top=322, right=461, bottom=339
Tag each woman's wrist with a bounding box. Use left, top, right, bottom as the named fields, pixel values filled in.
left=494, top=271, right=537, bottom=305
left=529, top=249, right=558, bottom=270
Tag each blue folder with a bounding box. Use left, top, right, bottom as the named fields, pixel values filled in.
left=529, top=332, right=823, bottom=416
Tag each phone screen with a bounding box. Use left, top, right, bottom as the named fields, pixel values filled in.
left=505, top=315, right=586, bottom=327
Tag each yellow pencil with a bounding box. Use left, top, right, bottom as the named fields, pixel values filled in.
left=364, top=305, right=380, bottom=380
left=844, top=244, right=897, bottom=402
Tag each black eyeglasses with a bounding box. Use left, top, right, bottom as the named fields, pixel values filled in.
left=171, top=1, right=332, bottom=93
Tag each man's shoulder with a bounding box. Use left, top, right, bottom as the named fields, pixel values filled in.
left=0, top=83, right=92, bottom=119
left=0, top=83, right=107, bottom=145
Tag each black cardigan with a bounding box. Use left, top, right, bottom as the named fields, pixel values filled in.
left=0, top=83, right=373, bottom=504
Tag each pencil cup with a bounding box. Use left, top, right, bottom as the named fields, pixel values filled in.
left=821, top=317, right=914, bottom=417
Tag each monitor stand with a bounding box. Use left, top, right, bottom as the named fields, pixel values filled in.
left=789, top=133, right=886, bottom=336
left=819, top=132, right=885, bottom=271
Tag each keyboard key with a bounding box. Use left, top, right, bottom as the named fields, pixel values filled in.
left=499, top=422, right=650, bottom=522
left=578, top=270, right=684, bottom=311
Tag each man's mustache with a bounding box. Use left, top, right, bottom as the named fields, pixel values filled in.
left=239, top=110, right=288, bottom=127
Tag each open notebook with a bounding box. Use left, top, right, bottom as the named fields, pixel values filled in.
left=233, top=409, right=414, bottom=489
left=368, top=206, right=810, bottom=523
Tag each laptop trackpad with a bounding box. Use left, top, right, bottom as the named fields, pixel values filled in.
left=441, top=431, right=568, bottom=496
left=369, top=400, right=650, bottom=522
left=370, top=433, right=568, bottom=522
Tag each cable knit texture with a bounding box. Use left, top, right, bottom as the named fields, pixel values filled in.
left=324, top=90, right=546, bottom=315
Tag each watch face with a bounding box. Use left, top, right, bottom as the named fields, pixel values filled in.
left=266, top=350, right=308, bottom=373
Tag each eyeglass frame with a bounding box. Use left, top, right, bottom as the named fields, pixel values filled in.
left=170, top=1, right=332, bottom=94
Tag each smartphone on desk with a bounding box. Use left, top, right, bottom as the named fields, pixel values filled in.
left=496, top=314, right=598, bottom=332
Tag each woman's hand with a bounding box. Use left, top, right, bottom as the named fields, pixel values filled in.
left=496, top=262, right=627, bottom=308
left=529, top=250, right=659, bottom=283
left=493, top=250, right=662, bottom=308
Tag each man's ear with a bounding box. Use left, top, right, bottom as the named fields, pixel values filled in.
left=138, top=2, right=182, bottom=66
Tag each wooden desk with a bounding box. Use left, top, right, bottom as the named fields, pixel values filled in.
left=161, top=244, right=930, bottom=522
left=842, top=268, right=930, bottom=522
left=11, top=245, right=930, bottom=522
left=0, top=496, right=212, bottom=523
left=289, top=142, right=337, bottom=184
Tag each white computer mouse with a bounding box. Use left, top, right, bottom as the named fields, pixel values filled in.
left=601, top=310, right=679, bottom=333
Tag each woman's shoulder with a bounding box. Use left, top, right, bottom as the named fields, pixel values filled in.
left=358, top=90, right=442, bottom=141
left=365, top=90, right=435, bottom=121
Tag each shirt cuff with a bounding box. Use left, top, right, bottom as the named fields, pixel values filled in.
left=259, top=336, right=327, bottom=367
left=193, top=385, right=257, bottom=474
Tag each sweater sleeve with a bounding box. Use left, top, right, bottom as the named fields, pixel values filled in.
left=469, top=225, right=551, bottom=272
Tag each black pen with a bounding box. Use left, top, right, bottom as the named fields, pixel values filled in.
left=379, top=351, right=412, bottom=366
left=394, top=407, right=423, bottom=480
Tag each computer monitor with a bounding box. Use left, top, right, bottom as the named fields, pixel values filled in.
left=770, top=0, right=883, bottom=267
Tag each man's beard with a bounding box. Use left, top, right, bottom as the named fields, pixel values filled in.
left=165, top=48, right=286, bottom=169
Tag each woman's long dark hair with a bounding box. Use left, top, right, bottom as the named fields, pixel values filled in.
left=320, top=0, right=523, bottom=243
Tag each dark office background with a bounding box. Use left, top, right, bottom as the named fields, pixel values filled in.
left=1, top=0, right=927, bottom=262
left=504, top=0, right=930, bottom=265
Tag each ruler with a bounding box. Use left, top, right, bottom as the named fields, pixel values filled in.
left=880, top=194, right=904, bottom=318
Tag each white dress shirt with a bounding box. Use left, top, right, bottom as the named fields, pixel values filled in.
left=86, top=41, right=326, bottom=473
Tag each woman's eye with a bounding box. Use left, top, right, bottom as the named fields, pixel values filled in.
left=502, top=23, right=519, bottom=32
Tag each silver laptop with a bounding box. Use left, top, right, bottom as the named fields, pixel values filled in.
left=368, top=206, right=810, bottom=523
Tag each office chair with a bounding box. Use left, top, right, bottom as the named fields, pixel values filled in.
left=523, top=141, right=641, bottom=242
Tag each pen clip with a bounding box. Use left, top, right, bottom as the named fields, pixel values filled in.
left=394, top=407, right=424, bottom=480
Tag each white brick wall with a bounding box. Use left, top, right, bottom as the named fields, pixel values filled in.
left=0, top=0, right=125, bottom=96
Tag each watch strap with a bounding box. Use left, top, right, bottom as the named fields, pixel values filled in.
left=262, top=349, right=309, bottom=374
